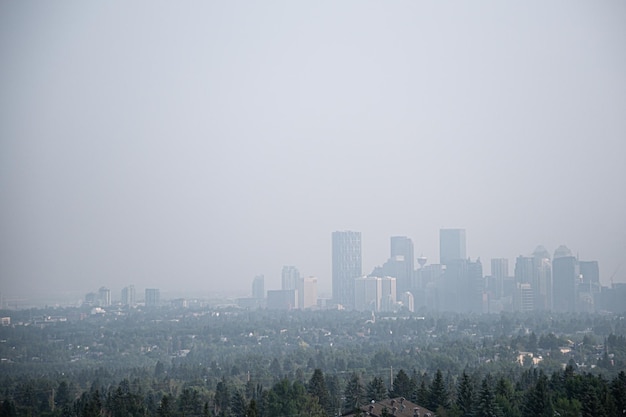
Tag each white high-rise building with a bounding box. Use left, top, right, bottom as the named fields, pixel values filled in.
left=380, top=276, right=397, bottom=311
left=400, top=291, right=414, bottom=312
left=354, top=276, right=397, bottom=312
left=121, top=285, right=136, bottom=307
left=98, top=287, right=111, bottom=307
left=298, top=276, right=318, bottom=309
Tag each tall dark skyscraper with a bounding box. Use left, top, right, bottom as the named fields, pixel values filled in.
left=514, top=256, right=534, bottom=284
left=490, top=258, right=509, bottom=299
left=579, top=261, right=599, bottom=285
left=578, top=260, right=600, bottom=311
left=436, top=256, right=483, bottom=313
left=552, top=245, right=578, bottom=312
left=439, top=228, right=466, bottom=265
left=332, top=231, right=362, bottom=309
left=468, top=258, right=485, bottom=312
left=389, top=236, right=415, bottom=294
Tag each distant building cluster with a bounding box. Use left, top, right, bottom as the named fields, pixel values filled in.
left=82, top=286, right=160, bottom=310
left=80, top=228, right=624, bottom=314
left=325, top=229, right=623, bottom=314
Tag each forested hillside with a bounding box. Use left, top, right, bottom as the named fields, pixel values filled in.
left=1, top=307, right=625, bottom=416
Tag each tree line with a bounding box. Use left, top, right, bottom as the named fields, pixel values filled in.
left=1, top=365, right=625, bottom=417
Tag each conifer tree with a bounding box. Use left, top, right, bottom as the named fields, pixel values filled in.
left=246, top=399, right=258, bottom=417
left=429, top=369, right=449, bottom=411
left=344, top=372, right=365, bottom=413
left=611, top=371, right=626, bottom=417
left=522, top=374, right=552, bottom=417
left=82, top=389, right=102, bottom=417
left=456, top=371, right=474, bottom=417
left=308, top=369, right=331, bottom=416
left=55, top=381, right=71, bottom=410
left=409, top=370, right=420, bottom=403
left=417, top=380, right=429, bottom=407
left=367, top=376, right=388, bottom=402
left=0, top=400, right=17, bottom=417
left=391, top=369, right=412, bottom=399
left=214, top=377, right=230, bottom=417
left=326, top=374, right=342, bottom=416
left=231, top=390, right=246, bottom=417
left=158, top=395, right=172, bottom=417
left=476, top=376, right=498, bottom=417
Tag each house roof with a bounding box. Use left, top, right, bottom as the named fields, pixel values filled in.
left=343, top=397, right=436, bottom=417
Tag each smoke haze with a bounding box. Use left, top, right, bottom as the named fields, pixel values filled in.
left=1, top=1, right=625, bottom=300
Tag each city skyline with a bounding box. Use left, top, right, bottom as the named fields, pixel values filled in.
left=1, top=2, right=625, bottom=300
left=3, top=226, right=621, bottom=301
left=8, top=228, right=615, bottom=306
left=47, top=227, right=618, bottom=315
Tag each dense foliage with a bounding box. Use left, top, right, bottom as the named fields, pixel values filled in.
left=1, top=306, right=625, bottom=416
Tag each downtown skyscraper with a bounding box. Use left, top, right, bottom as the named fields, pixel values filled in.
left=281, top=265, right=300, bottom=291
left=332, top=231, right=362, bottom=309
left=389, top=236, right=415, bottom=294
left=552, top=245, right=577, bottom=312
left=439, top=228, right=466, bottom=265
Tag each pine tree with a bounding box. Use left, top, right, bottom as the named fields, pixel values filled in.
left=155, top=360, right=165, bottom=377
left=158, top=395, right=172, bottom=417
left=266, top=379, right=297, bottom=417
left=429, top=369, right=449, bottom=411
left=409, top=370, right=420, bottom=403
left=82, top=389, right=102, bottom=417
left=391, top=369, right=412, bottom=399
left=308, top=369, right=331, bottom=415
left=326, top=374, right=342, bottom=416
left=231, top=390, right=247, bottom=417
left=107, top=380, right=146, bottom=417
left=145, top=391, right=159, bottom=416
left=611, top=371, right=626, bottom=417
left=0, top=400, right=17, bottom=417
left=269, top=358, right=282, bottom=377
left=367, top=376, right=388, bottom=402
left=476, top=376, right=498, bottom=417
left=245, top=380, right=255, bottom=401
left=417, top=380, right=429, bottom=407
left=246, top=399, right=258, bottom=417
left=55, top=381, right=71, bottom=410
left=494, top=377, right=519, bottom=417
left=522, top=374, right=552, bottom=417
left=344, top=372, right=365, bottom=413
left=214, top=377, right=230, bottom=416
left=581, top=388, right=606, bottom=417
left=456, top=371, right=474, bottom=417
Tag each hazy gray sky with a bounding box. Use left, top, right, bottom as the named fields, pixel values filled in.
left=1, top=1, right=625, bottom=300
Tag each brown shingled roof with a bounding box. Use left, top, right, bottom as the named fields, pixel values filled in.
left=343, top=397, right=436, bottom=417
